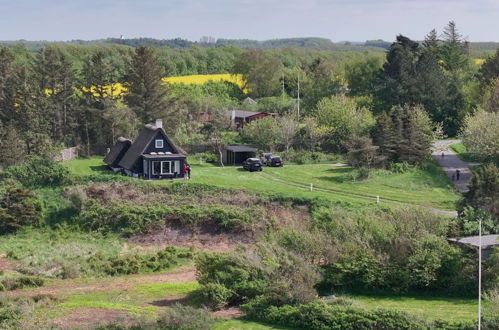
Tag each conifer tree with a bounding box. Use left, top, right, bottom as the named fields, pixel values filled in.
left=124, top=46, right=169, bottom=124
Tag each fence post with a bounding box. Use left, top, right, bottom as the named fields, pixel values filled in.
left=310, top=184, right=313, bottom=191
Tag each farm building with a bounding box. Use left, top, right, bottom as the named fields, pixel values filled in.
left=448, top=234, right=499, bottom=258
left=104, top=120, right=187, bottom=179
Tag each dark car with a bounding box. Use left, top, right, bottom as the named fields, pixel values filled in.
left=269, top=156, right=283, bottom=167
left=242, top=158, right=263, bottom=172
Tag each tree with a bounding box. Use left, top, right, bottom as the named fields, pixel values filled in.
left=423, top=29, right=439, bottom=48
left=465, top=163, right=499, bottom=217
left=479, top=50, right=499, bottom=86
left=31, top=45, right=76, bottom=145
left=124, top=47, right=169, bottom=124
left=200, top=108, right=230, bottom=166
left=374, top=106, right=434, bottom=165
left=344, top=55, right=383, bottom=96
left=278, top=115, right=299, bottom=159
left=461, top=109, right=499, bottom=163
left=439, top=21, right=469, bottom=72
left=0, top=185, right=43, bottom=234
left=241, top=117, right=280, bottom=152
left=344, top=135, right=381, bottom=168
left=232, top=50, right=282, bottom=98
left=314, top=95, right=375, bottom=151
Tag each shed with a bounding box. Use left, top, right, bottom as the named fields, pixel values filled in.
left=448, top=234, right=499, bottom=258
left=223, top=145, right=258, bottom=165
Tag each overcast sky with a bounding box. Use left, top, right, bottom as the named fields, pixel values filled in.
left=0, top=0, right=498, bottom=42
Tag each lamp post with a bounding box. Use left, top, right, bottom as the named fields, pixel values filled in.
left=478, top=217, right=482, bottom=330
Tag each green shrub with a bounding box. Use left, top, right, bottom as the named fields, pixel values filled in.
left=79, top=200, right=258, bottom=235
left=389, top=162, right=412, bottom=173
left=156, top=304, right=214, bottom=330
left=198, top=283, right=234, bottom=310
left=0, top=276, right=44, bottom=291
left=4, top=156, right=70, bottom=187
left=0, top=185, right=43, bottom=234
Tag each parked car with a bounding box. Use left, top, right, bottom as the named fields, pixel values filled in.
left=260, top=153, right=273, bottom=165
left=242, top=158, right=263, bottom=172
left=268, top=155, right=284, bottom=167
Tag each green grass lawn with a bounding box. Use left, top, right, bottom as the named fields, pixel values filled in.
left=212, top=319, right=294, bottom=330
left=66, top=157, right=459, bottom=211
left=346, top=293, right=477, bottom=322
left=449, top=143, right=481, bottom=163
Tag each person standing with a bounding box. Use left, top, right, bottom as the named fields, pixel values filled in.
left=182, top=163, right=188, bottom=180
left=187, top=164, right=191, bottom=180
left=456, top=169, right=460, bottom=181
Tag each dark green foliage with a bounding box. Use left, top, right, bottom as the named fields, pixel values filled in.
left=79, top=199, right=258, bottom=235
left=373, top=106, right=434, bottom=165
left=195, top=243, right=320, bottom=309
left=243, top=301, right=450, bottom=330
left=465, top=163, right=499, bottom=217
left=0, top=299, right=23, bottom=329
left=4, top=156, right=70, bottom=186
left=88, top=246, right=191, bottom=276
left=124, top=46, right=169, bottom=124
left=479, top=50, right=499, bottom=86
left=155, top=304, right=214, bottom=330
left=0, top=185, right=43, bottom=234
left=0, top=276, right=44, bottom=291
left=455, top=207, right=498, bottom=236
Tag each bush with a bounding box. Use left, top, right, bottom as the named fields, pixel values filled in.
left=189, top=152, right=218, bottom=163
left=156, top=304, right=214, bottom=330
left=0, top=185, right=43, bottom=234
left=243, top=301, right=430, bottom=330
left=3, top=156, right=70, bottom=187
left=289, top=150, right=335, bottom=164
left=79, top=200, right=258, bottom=235
left=198, top=283, right=234, bottom=310
left=0, top=276, right=44, bottom=291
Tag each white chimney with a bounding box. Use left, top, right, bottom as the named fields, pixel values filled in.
left=231, top=110, right=236, bottom=126
left=155, top=119, right=163, bottom=129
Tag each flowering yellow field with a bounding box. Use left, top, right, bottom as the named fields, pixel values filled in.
left=474, top=58, right=485, bottom=65
left=77, top=73, right=246, bottom=98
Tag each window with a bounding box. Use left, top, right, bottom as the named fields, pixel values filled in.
left=155, top=139, right=163, bottom=148
left=152, top=161, right=173, bottom=175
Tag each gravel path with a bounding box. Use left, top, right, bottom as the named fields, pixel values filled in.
left=432, top=140, right=480, bottom=193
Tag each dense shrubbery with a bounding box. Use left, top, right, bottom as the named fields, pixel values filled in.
left=465, top=163, right=499, bottom=217
left=79, top=199, right=259, bottom=235
left=3, top=156, right=70, bottom=187
left=243, top=301, right=476, bottom=330
left=0, top=185, right=43, bottom=234
left=195, top=243, right=320, bottom=310
left=88, top=246, right=191, bottom=276
left=0, top=276, right=44, bottom=291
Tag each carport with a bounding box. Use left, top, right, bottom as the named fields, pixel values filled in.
left=223, top=145, right=257, bottom=165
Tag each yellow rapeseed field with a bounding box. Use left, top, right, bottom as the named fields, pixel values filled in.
left=75, top=73, right=246, bottom=98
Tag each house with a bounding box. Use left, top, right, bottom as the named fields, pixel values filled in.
left=197, top=110, right=278, bottom=128
left=104, top=119, right=187, bottom=179
left=227, top=110, right=278, bottom=128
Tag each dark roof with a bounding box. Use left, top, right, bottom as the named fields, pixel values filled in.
left=449, top=234, right=499, bottom=249
left=226, top=145, right=258, bottom=153
left=227, top=110, right=265, bottom=118
left=103, top=137, right=132, bottom=167
left=118, top=124, right=184, bottom=170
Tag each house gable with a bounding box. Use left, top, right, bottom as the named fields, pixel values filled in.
left=118, top=124, right=182, bottom=171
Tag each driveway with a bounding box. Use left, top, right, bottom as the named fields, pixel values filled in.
left=432, top=140, right=479, bottom=193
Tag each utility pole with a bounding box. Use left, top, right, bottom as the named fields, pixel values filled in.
left=478, top=217, right=482, bottom=330
left=297, top=72, right=300, bottom=118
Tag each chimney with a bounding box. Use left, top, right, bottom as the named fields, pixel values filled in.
left=155, top=119, right=163, bottom=129
left=231, top=110, right=236, bottom=126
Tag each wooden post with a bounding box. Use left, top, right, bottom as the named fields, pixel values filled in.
left=310, top=183, right=313, bottom=191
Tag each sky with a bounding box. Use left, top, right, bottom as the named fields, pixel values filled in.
left=0, top=0, right=498, bottom=42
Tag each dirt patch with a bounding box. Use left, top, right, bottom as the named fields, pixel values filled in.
left=212, top=307, right=243, bottom=319
left=128, top=223, right=255, bottom=252
left=329, top=163, right=349, bottom=167
left=50, top=308, right=133, bottom=329
left=7, top=266, right=197, bottom=299
left=263, top=203, right=311, bottom=232
left=0, top=254, right=15, bottom=271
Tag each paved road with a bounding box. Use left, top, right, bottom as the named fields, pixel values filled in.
left=432, top=140, right=479, bottom=193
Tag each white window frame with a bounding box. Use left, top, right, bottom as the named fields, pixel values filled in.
left=155, top=139, right=164, bottom=148
left=152, top=161, right=173, bottom=175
